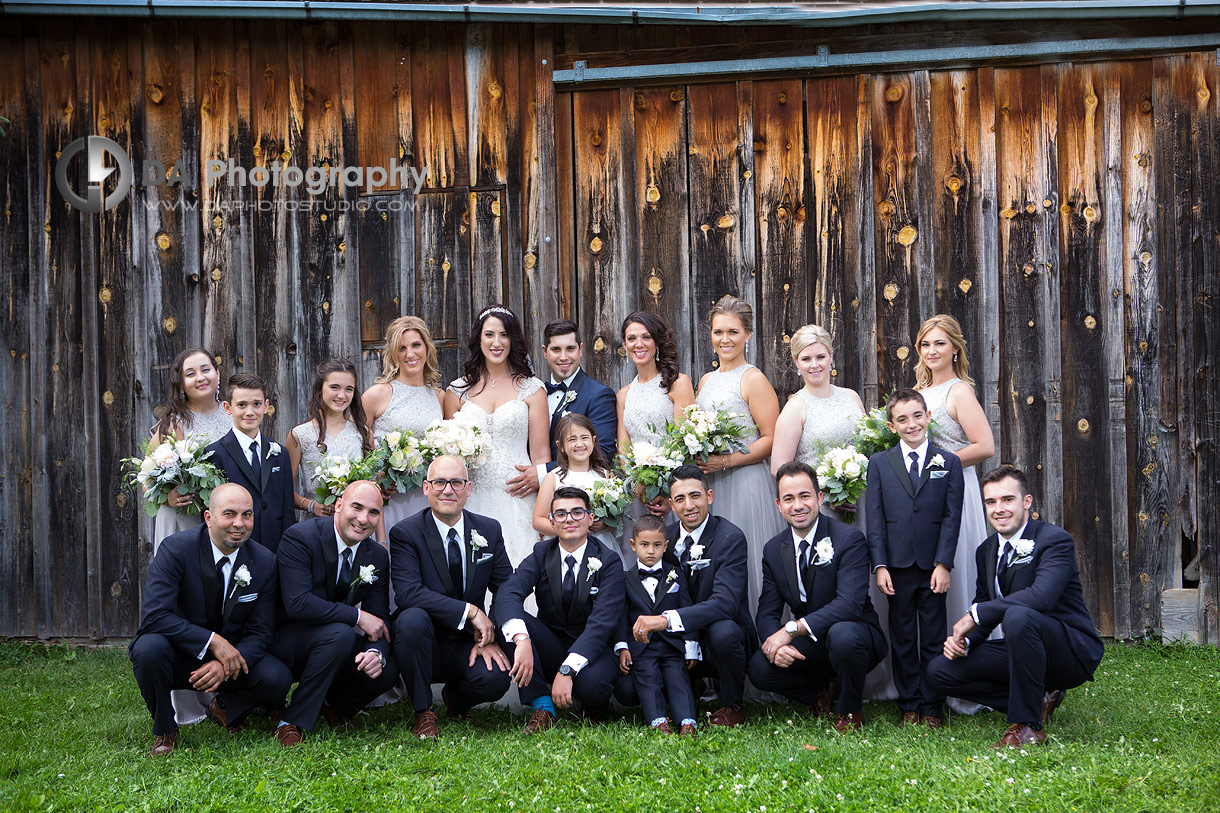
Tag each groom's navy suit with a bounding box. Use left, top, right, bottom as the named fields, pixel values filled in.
left=545, top=368, right=617, bottom=468
left=390, top=507, right=515, bottom=714
left=273, top=516, right=397, bottom=729
left=130, top=525, right=290, bottom=735
left=927, top=519, right=1103, bottom=725
left=207, top=430, right=295, bottom=552
left=748, top=515, right=886, bottom=714
left=866, top=442, right=963, bottom=716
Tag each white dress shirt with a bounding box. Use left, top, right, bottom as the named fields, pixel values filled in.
left=199, top=541, right=237, bottom=658
left=662, top=515, right=711, bottom=633
left=433, top=513, right=472, bottom=630
left=502, top=541, right=591, bottom=673
left=969, top=521, right=1030, bottom=627
left=537, top=369, right=583, bottom=480
left=899, top=437, right=930, bottom=479
left=229, top=427, right=264, bottom=467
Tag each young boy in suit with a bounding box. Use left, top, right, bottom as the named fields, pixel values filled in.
left=615, top=515, right=699, bottom=737
left=206, top=373, right=296, bottom=552
left=865, top=387, right=964, bottom=727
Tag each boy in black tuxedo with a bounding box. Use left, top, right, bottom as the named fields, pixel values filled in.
left=206, top=373, right=295, bottom=552
left=865, top=387, right=963, bottom=727
left=615, top=515, right=699, bottom=736
left=496, top=486, right=625, bottom=734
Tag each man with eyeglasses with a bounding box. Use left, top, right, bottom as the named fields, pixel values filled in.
left=495, top=486, right=625, bottom=733
left=389, top=455, right=515, bottom=741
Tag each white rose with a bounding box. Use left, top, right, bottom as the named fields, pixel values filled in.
left=151, top=443, right=177, bottom=469
left=385, top=430, right=402, bottom=447
left=358, top=564, right=378, bottom=584
left=814, top=538, right=835, bottom=563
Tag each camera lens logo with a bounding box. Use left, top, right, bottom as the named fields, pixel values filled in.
left=54, top=136, right=133, bottom=213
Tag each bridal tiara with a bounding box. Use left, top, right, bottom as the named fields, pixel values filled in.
left=478, top=306, right=514, bottom=321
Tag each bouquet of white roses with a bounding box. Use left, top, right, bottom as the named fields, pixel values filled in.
left=814, top=445, right=869, bottom=524
left=122, top=433, right=226, bottom=517
left=664, top=404, right=751, bottom=463
left=619, top=441, right=685, bottom=503
left=372, top=429, right=428, bottom=494
left=419, top=415, right=489, bottom=471
left=852, top=406, right=900, bottom=459
left=588, top=476, right=631, bottom=531
left=313, top=452, right=381, bottom=507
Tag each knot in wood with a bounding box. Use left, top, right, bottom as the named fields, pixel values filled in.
left=488, top=82, right=502, bottom=100
left=1140, top=98, right=1153, bottom=113
left=717, top=214, right=735, bottom=230
left=98, top=287, right=112, bottom=304
left=267, top=403, right=276, bottom=416
left=322, top=301, right=330, bottom=313
left=617, top=346, right=628, bottom=357
left=646, top=185, right=661, bottom=205
left=897, top=225, right=917, bottom=246
left=777, top=206, right=788, bottom=222
left=896, top=345, right=909, bottom=361
left=146, top=83, right=164, bottom=105
left=211, top=268, right=222, bottom=282
left=958, top=278, right=972, bottom=294
left=885, top=85, right=903, bottom=102
left=590, top=131, right=602, bottom=147
left=441, top=260, right=452, bottom=272
left=524, top=252, right=537, bottom=269
left=102, top=390, right=115, bottom=406
left=1000, top=207, right=1017, bottom=219
left=670, top=89, right=685, bottom=102
left=945, top=175, right=963, bottom=193
left=110, top=581, right=123, bottom=598
left=252, top=145, right=262, bottom=158
left=1083, top=206, right=1097, bottom=221
left=593, top=337, right=606, bottom=352
left=1023, top=264, right=1035, bottom=278
left=878, top=201, right=895, bottom=217
left=320, top=213, right=328, bottom=222
left=1077, top=418, right=1090, bottom=433
left=778, top=91, right=788, bottom=105
left=590, top=236, right=603, bottom=254
left=647, top=274, right=663, bottom=296
left=1025, top=203, right=1037, bottom=214
left=491, top=200, right=501, bottom=217
left=161, top=316, right=177, bottom=334
left=156, top=233, right=172, bottom=251
left=1199, top=86, right=1211, bottom=103
left=883, top=282, right=898, bottom=302
left=1084, top=315, right=1097, bottom=330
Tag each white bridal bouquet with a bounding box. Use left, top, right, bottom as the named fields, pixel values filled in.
left=313, top=452, right=380, bottom=507
left=852, top=406, right=900, bottom=459
left=372, top=429, right=428, bottom=494
left=123, top=433, right=226, bottom=517
left=419, top=416, right=489, bottom=471
left=814, top=445, right=869, bottom=523
left=619, top=441, right=685, bottom=502
left=664, top=404, right=751, bottom=463
left=589, top=476, right=631, bottom=531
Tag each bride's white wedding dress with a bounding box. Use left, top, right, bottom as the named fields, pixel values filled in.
left=448, top=376, right=545, bottom=566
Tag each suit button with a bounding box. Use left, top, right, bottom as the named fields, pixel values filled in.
left=262, top=502, right=269, bottom=510
left=913, top=506, right=920, bottom=513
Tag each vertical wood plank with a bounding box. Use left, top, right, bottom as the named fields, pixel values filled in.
left=855, top=76, right=880, bottom=408
left=975, top=67, right=1003, bottom=474
left=469, top=189, right=507, bottom=307
left=523, top=25, right=564, bottom=358
left=752, top=78, right=805, bottom=398
left=414, top=191, right=467, bottom=386
left=411, top=23, right=468, bottom=191
left=353, top=23, right=400, bottom=193
left=466, top=24, right=509, bottom=189
left=1038, top=64, right=1065, bottom=527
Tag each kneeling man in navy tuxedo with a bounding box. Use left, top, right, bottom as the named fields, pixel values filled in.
left=390, top=454, right=515, bottom=741
left=271, top=480, right=397, bottom=746
left=748, top=461, right=885, bottom=732
left=130, top=483, right=290, bottom=756
left=926, top=465, right=1104, bottom=748
left=496, top=486, right=625, bottom=734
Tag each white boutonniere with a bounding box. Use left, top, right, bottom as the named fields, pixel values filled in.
left=665, top=569, right=678, bottom=584
left=813, top=538, right=835, bottom=565
left=586, top=557, right=602, bottom=576
left=561, top=390, right=578, bottom=407
left=469, top=530, right=489, bottom=551
left=1012, top=538, right=1034, bottom=558
left=268, top=442, right=282, bottom=457
left=233, top=564, right=252, bottom=588
left=357, top=564, right=378, bottom=584
left=688, top=543, right=705, bottom=560
left=929, top=453, right=946, bottom=469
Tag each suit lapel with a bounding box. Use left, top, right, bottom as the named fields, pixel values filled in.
left=347, top=539, right=377, bottom=605
left=321, top=523, right=340, bottom=602
left=221, top=547, right=249, bottom=624
left=780, top=536, right=800, bottom=607
left=423, top=512, right=455, bottom=595
left=627, top=567, right=652, bottom=610
left=983, top=535, right=1000, bottom=599
left=573, top=538, right=595, bottom=611
left=544, top=541, right=565, bottom=621
left=260, top=441, right=275, bottom=492
left=198, top=532, right=220, bottom=628
left=887, top=446, right=917, bottom=500
left=221, top=432, right=260, bottom=491
left=463, top=517, right=478, bottom=599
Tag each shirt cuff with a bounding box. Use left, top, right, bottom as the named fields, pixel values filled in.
left=456, top=603, right=470, bottom=631
left=663, top=609, right=684, bottom=632
left=562, top=653, right=588, bottom=674
left=798, top=617, right=817, bottom=642
left=970, top=603, right=980, bottom=624
left=614, top=641, right=628, bottom=653
left=536, top=463, right=549, bottom=482
left=685, top=640, right=702, bottom=661
left=198, top=632, right=214, bottom=661
left=502, top=618, right=528, bottom=642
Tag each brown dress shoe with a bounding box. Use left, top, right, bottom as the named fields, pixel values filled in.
left=678, top=723, right=697, bottom=738
left=1041, top=689, right=1066, bottom=725
left=522, top=708, right=555, bottom=735
left=994, top=723, right=1047, bottom=749
left=413, top=710, right=440, bottom=741
left=920, top=715, right=942, bottom=729
left=813, top=681, right=838, bottom=719
left=833, top=712, right=863, bottom=732
left=148, top=730, right=178, bottom=757
left=653, top=720, right=674, bottom=735
left=275, top=723, right=304, bottom=748
left=899, top=710, right=920, bottom=728
left=708, top=706, right=746, bottom=727
left=207, top=697, right=246, bottom=734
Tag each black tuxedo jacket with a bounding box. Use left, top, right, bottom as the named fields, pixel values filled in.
left=277, top=516, right=392, bottom=657
left=756, top=515, right=885, bottom=653
left=207, top=431, right=296, bottom=552
left=546, top=369, right=618, bottom=469
left=665, top=515, right=756, bottom=637
left=865, top=443, right=964, bottom=571
left=494, top=535, right=625, bottom=662
left=620, top=555, right=694, bottom=658
left=130, top=524, right=278, bottom=666
left=967, top=519, right=1104, bottom=670
left=389, top=507, right=514, bottom=633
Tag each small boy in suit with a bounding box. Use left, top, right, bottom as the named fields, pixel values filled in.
left=865, top=387, right=964, bottom=727
left=206, top=373, right=296, bottom=553
left=615, top=515, right=699, bottom=736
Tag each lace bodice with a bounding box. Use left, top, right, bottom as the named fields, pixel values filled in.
left=696, top=363, right=761, bottom=444
left=182, top=407, right=233, bottom=445
left=921, top=378, right=971, bottom=452
left=623, top=374, right=673, bottom=446
left=794, top=387, right=863, bottom=466
left=371, top=380, right=443, bottom=439
left=450, top=376, right=544, bottom=487
left=294, top=419, right=366, bottom=495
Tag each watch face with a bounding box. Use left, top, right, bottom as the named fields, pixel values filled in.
left=559, top=665, right=573, bottom=676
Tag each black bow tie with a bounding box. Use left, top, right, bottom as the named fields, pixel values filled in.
left=546, top=381, right=568, bottom=395
left=640, top=566, right=664, bottom=577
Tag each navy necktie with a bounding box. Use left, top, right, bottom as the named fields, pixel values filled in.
left=337, top=548, right=353, bottom=601
left=562, top=554, right=577, bottom=612
left=798, top=539, right=810, bottom=573
left=908, top=451, right=920, bottom=490
left=214, top=556, right=230, bottom=622
left=447, top=528, right=464, bottom=597
left=250, top=440, right=262, bottom=482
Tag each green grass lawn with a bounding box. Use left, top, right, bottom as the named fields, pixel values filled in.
left=0, top=641, right=1217, bottom=812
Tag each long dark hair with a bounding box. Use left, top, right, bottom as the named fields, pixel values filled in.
left=621, top=310, right=680, bottom=392
left=461, top=304, right=533, bottom=392
left=553, top=413, right=613, bottom=479
left=154, top=347, right=219, bottom=439
left=307, top=358, right=373, bottom=454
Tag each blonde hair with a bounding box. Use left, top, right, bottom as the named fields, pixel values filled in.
left=914, top=314, right=974, bottom=388
left=376, top=316, right=440, bottom=388
left=789, top=324, right=833, bottom=359
left=708, top=294, right=753, bottom=333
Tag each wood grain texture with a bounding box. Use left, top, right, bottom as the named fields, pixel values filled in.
left=411, top=23, right=468, bottom=191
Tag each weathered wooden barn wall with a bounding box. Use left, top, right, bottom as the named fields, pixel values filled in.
left=0, top=16, right=1217, bottom=644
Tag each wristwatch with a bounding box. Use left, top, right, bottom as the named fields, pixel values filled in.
left=375, top=649, right=387, bottom=670
left=784, top=620, right=801, bottom=637
left=558, top=664, right=575, bottom=677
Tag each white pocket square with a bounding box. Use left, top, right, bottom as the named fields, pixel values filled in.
left=588, top=586, right=599, bottom=595
left=237, top=593, right=258, bottom=602
left=271, top=467, right=281, bottom=473
left=1010, top=554, right=1034, bottom=567
left=689, top=559, right=711, bottom=571
left=475, top=553, right=493, bottom=564
left=666, top=582, right=679, bottom=594
left=929, top=470, right=948, bottom=479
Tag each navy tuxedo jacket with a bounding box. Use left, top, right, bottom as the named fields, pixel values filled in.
left=665, top=515, right=757, bottom=638
left=620, top=555, right=695, bottom=659
left=130, top=524, right=279, bottom=666
left=865, top=443, right=964, bottom=571
left=756, top=515, right=885, bottom=653
left=207, top=432, right=296, bottom=553
left=546, top=369, right=618, bottom=469
left=277, top=516, right=392, bottom=658
left=967, top=519, right=1104, bottom=671
left=494, top=536, right=625, bottom=662
left=389, top=508, right=514, bottom=633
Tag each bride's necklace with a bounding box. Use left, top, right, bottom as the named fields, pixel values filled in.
left=487, top=374, right=508, bottom=389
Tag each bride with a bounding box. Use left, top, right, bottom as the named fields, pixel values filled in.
left=443, top=304, right=550, bottom=566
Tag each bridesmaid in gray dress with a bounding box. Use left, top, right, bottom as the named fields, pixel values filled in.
left=694, top=295, right=786, bottom=614
left=362, top=316, right=445, bottom=540
left=770, top=324, right=897, bottom=700
left=615, top=311, right=695, bottom=563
